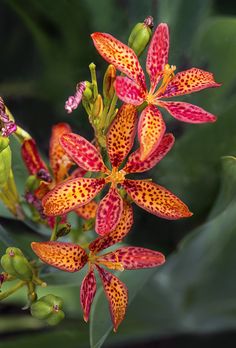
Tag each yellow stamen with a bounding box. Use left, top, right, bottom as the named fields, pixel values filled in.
left=105, top=167, right=126, bottom=185
left=155, top=64, right=176, bottom=97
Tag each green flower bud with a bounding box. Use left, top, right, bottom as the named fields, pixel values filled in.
left=1, top=247, right=33, bottom=281
left=0, top=136, right=9, bottom=152
left=91, top=94, right=103, bottom=118
left=83, top=81, right=93, bottom=100
left=103, top=64, right=116, bottom=100
left=128, top=16, right=153, bottom=57
left=25, top=175, right=40, bottom=192
left=30, top=294, right=64, bottom=325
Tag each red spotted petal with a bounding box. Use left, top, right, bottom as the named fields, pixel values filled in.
left=70, top=167, right=87, bottom=179
left=160, top=101, right=217, bottom=123
left=91, top=32, right=145, bottom=86
left=31, top=241, right=88, bottom=272
left=75, top=200, right=98, bottom=220
left=96, top=265, right=128, bottom=332
left=160, top=68, right=221, bottom=98
left=123, top=133, right=174, bottom=173
left=89, top=201, right=133, bottom=253
left=146, top=23, right=169, bottom=91
left=123, top=179, right=192, bottom=219
left=114, top=76, right=146, bottom=105
left=60, top=133, right=108, bottom=173
left=42, top=177, right=105, bottom=216
left=107, top=104, right=137, bottom=168
left=98, top=246, right=165, bottom=270
left=49, top=123, right=73, bottom=183
left=138, top=105, right=166, bottom=161
left=80, top=269, right=97, bottom=322
left=21, top=138, right=49, bottom=176
left=95, top=187, right=123, bottom=235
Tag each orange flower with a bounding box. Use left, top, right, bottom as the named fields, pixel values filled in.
left=31, top=203, right=165, bottom=331
left=42, top=104, right=192, bottom=235
left=91, top=23, right=221, bottom=160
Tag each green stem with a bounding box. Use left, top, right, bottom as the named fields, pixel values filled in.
left=50, top=217, right=60, bottom=241
left=0, top=281, right=25, bottom=300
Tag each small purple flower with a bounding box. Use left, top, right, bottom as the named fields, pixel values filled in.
left=0, top=98, right=17, bottom=137
left=65, top=81, right=86, bottom=114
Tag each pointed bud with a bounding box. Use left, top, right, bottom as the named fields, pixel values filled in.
left=30, top=294, right=65, bottom=325
left=91, top=94, right=103, bottom=118
left=103, top=64, right=116, bottom=100
left=128, top=16, right=153, bottom=57
left=25, top=175, right=40, bottom=192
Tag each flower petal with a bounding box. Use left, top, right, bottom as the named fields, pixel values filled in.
left=107, top=104, right=137, bottom=168
left=114, top=76, right=146, bottom=105
left=42, top=178, right=105, bottom=216
left=99, top=246, right=165, bottom=270
left=138, top=105, right=166, bottom=161
left=123, top=179, right=192, bottom=219
left=123, top=133, right=174, bottom=173
left=49, top=123, right=73, bottom=183
left=146, top=23, right=169, bottom=91
left=160, top=68, right=221, bottom=98
left=89, top=201, right=133, bottom=253
left=91, top=32, right=145, bottom=86
left=21, top=138, right=49, bottom=177
left=95, top=187, right=123, bottom=235
left=80, top=268, right=97, bottom=322
left=60, top=133, right=108, bottom=173
left=75, top=200, right=98, bottom=220
left=96, top=265, right=128, bottom=332
left=160, top=101, right=217, bottom=123
left=31, top=241, right=88, bottom=272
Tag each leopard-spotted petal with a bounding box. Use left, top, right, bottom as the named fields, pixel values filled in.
left=123, top=133, right=174, bottom=173
left=60, top=133, right=108, bottom=173
left=21, top=138, right=49, bottom=176
left=160, top=68, right=221, bottom=98
left=80, top=268, right=97, bottom=322
left=98, top=246, right=165, bottom=270
left=96, top=265, right=128, bottom=332
left=75, top=200, right=98, bottom=220
left=159, top=101, right=217, bottom=123
left=89, top=202, right=133, bottom=253
left=49, top=123, right=73, bottom=183
left=95, top=187, right=123, bottom=235
left=138, top=105, right=166, bottom=161
left=107, top=104, right=137, bottom=168
left=146, top=23, right=169, bottom=91
left=114, top=76, right=146, bottom=105
left=123, top=179, right=192, bottom=219
left=31, top=241, right=88, bottom=272
left=42, top=177, right=105, bottom=216
left=91, top=32, right=145, bottom=86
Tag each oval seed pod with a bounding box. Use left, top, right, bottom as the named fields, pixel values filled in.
left=30, top=294, right=64, bottom=325
left=1, top=247, right=33, bottom=280
left=128, top=16, right=153, bottom=57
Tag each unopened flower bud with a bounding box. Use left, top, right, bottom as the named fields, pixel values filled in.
left=0, top=144, right=11, bottom=189
left=56, top=223, right=71, bottom=238
left=128, top=16, right=153, bottom=56
left=1, top=247, right=33, bottom=281
left=103, top=65, right=116, bottom=100
left=30, top=294, right=64, bottom=325
left=91, top=94, right=103, bottom=118
left=25, top=175, right=40, bottom=192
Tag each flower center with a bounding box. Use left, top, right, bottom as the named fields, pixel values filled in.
left=88, top=252, right=124, bottom=271
left=105, top=168, right=126, bottom=186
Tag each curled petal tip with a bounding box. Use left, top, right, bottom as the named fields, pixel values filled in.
left=65, top=82, right=86, bottom=114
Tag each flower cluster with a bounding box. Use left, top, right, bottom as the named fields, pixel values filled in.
left=0, top=17, right=220, bottom=331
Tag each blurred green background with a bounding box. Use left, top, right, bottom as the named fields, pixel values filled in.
left=1, top=0, right=236, bottom=347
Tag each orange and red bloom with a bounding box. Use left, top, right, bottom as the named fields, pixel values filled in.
left=91, top=23, right=221, bottom=160
left=31, top=202, right=165, bottom=331
left=42, top=104, right=192, bottom=236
